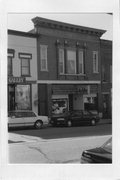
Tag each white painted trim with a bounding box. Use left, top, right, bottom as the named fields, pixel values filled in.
left=37, top=80, right=100, bottom=84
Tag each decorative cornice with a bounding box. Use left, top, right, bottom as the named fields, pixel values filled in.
left=32, top=17, right=106, bottom=37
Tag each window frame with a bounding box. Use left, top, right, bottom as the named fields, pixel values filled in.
left=8, top=49, right=15, bottom=76
left=78, top=49, right=84, bottom=74
left=93, top=51, right=99, bottom=73
left=8, top=56, right=13, bottom=76
left=66, top=49, right=76, bottom=75
left=19, top=53, right=32, bottom=77
left=58, top=48, right=65, bottom=74
left=40, top=45, right=48, bottom=71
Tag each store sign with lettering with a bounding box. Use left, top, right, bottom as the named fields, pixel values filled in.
left=8, top=77, right=25, bottom=84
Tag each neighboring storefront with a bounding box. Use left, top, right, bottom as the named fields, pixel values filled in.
left=8, top=77, right=31, bottom=111
left=8, top=30, right=38, bottom=114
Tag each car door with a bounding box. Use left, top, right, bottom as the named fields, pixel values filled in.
left=24, top=111, right=36, bottom=127
left=8, top=111, right=25, bottom=127
left=83, top=111, right=91, bottom=123
left=71, top=111, right=82, bottom=125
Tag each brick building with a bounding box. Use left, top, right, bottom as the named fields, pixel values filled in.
left=31, top=17, right=109, bottom=118
left=100, top=40, right=112, bottom=118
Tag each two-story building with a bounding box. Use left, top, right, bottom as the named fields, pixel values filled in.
left=8, top=30, right=38, bottom=113
left=31, top=17, right=107, bottom=118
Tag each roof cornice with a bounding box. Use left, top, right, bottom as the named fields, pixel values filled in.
left=32, top=16, right=106, bottom=37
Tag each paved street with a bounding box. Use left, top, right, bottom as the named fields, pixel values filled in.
left=8, top=124, right=112, bottom=163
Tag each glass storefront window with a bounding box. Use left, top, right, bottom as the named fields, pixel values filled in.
left=15, top=85, right=31, bottom=110
left=52, top=99, right=68, bottom=115
left=84, top=96, right=98, bottom=111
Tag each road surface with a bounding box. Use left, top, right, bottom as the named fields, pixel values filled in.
left=8, top=124, right=112, bottom=163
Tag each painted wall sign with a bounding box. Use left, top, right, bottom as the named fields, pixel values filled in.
left=8, top=77, right=25, bottom=84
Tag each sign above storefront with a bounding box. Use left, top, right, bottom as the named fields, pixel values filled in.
left=8, top=77, right=25, bottom=84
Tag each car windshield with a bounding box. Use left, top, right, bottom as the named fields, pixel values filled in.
left=101, top=137, right=112, bottom=153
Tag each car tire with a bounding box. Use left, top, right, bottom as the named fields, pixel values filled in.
left=91, top=119, right=96, bottom=126
left=67, top=120, right=72, bottom=127
left=34, top=120, right=43, bottom=129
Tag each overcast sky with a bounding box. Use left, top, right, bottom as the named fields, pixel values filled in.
left=8, top=13, right=113, bottom=40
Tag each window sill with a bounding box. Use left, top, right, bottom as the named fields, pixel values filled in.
left=21, top=75, right=31, bottom=77
left=102, top=81, right=111, bottom=84
left=41, top=70, right=48, bottom=72
left=93, top=72, right=99, bottom=74
left=60, top=73, right=86, bottom=76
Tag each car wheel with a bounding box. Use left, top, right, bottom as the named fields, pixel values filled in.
left=67, top=120, right=72, bottom=127
left=34, top=120, right=43, bottom=129
left=91, top=119, right=96, bottom=126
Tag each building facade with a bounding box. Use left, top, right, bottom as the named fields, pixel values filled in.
left=8, top=30, right=38, bottom=113
left=100, top=40, right=112, bottom=118
left=31, top=17, right=107, bottom=118
left=8, top=17, right=112, bottom=120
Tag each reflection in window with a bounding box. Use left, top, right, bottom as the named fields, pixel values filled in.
left=52, top=99, right=68, bottom=115
left=67, top=50, right=76, bottom=74
left=15, top=85, right=31, bottom=110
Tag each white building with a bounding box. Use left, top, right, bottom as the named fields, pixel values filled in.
left=8, top=30, right=38, bottom=113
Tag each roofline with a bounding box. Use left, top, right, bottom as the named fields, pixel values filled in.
left=100, top=39, right=112, bottom=43
left=32, top=16, right=106, bottom=37
left=8, top=29, right=39, bottom=38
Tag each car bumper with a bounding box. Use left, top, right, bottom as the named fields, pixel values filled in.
left=81, top=156, right=93, bottom=164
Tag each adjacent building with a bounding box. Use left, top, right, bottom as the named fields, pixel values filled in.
left=100, top=39, right=112, bottom=118
left=8, top=30, right=38, bottom=113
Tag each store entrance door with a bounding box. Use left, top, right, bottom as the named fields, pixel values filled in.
left=8, top=85, right=15, bottom=111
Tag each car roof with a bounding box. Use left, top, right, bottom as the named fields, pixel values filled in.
left=8, top=110, right=34, bottom=113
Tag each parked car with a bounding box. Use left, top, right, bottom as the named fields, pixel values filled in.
left=81, top=137, right=112, bottom=163
left=8, top=110, right=49, bottom=129
left=50, top=110, right=100, bottom=127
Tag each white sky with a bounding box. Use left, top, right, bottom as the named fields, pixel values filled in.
left=8, top=13, right=113, bottom=40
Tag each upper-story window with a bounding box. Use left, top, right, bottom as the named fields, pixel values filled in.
left=93, top=51, right=98, bottom=73
left=59, top=48, right=64, bottom=74
left=102, top=65, right=106, bottom=82
left=78, top=50, right=84, bottom=74
left=40, top=45, right=48, bottom=71
left=19, top=53, right=32, bottom=76
left=8, top=49, right=15, bottom=76
left=8, top=57, right=12, bottom=76
left=67, top=50, right=76, bottom=74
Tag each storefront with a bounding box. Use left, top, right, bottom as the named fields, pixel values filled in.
left=38, top=83, right=99, bottom=117
left=8, top=77, right=31, bottom=111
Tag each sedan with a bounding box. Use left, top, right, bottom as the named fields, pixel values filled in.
left=50, top=110, right=100, bottom=127
left=8, top=110, right=49, bottom=129
left=81, top=137, right=112, bottom=163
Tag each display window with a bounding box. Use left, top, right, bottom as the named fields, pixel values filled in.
left=15, top=85, right=31, bottom=110
left=52, top=98, right=68, bottom=115
left=84, top=96, right=98, bottom=111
